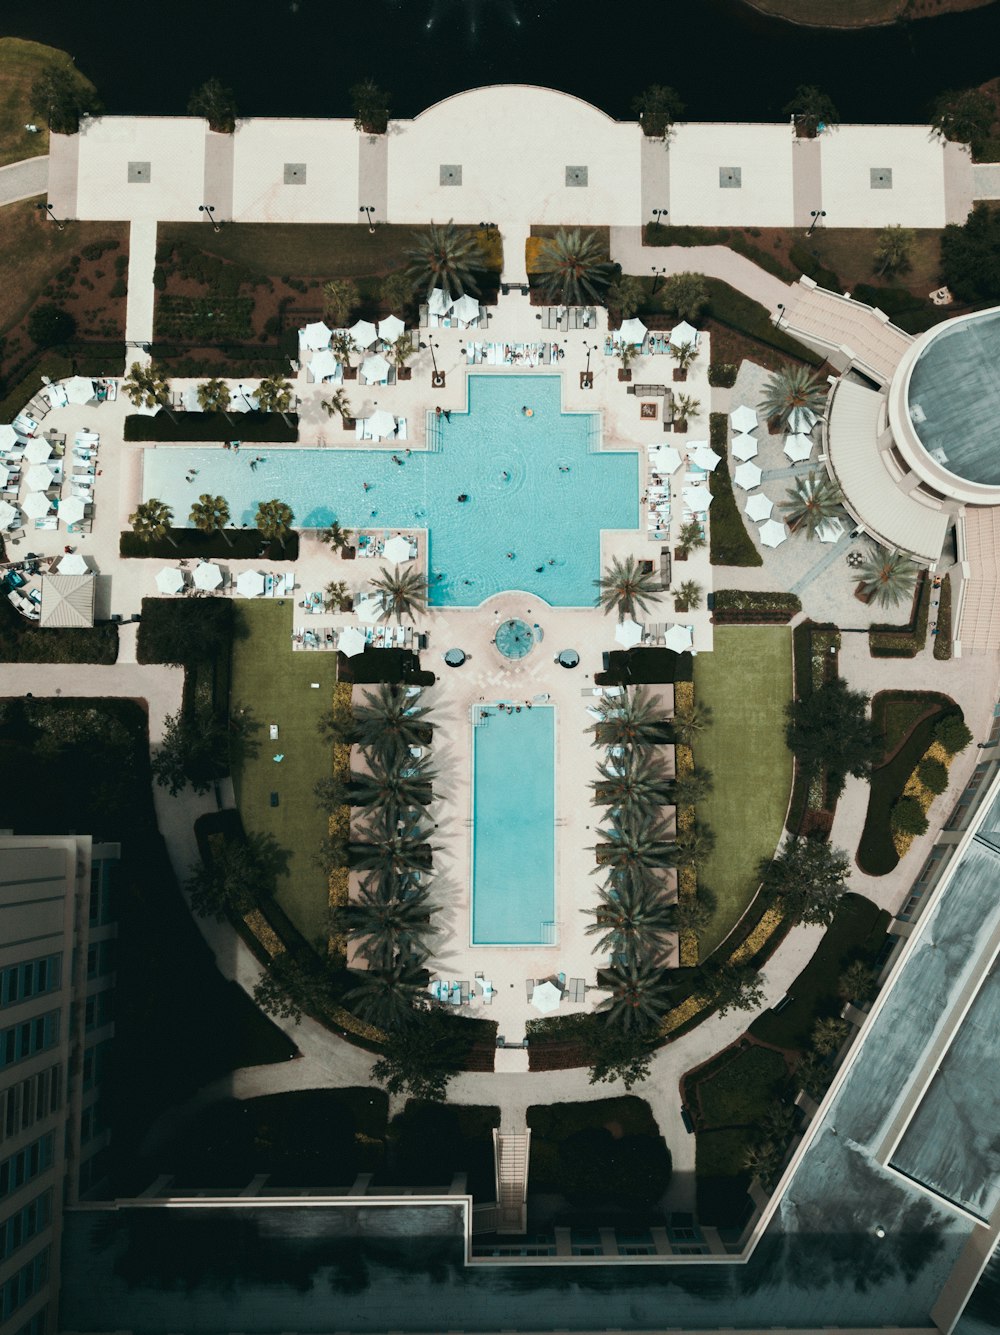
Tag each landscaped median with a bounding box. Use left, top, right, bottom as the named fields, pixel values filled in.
left=708, top=413, right=762, bottom=568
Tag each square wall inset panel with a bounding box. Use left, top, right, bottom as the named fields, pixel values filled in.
left=127, top=161, right=151, bottom=184
left=284, top=163, right=307, bottom=184
left=719, top=167, right=742, bottom=189
left=440, top=164, right=462, bottom=186
left=565, top=165, right=588, bottom=187
left=870, top=168, right=893, bottom=189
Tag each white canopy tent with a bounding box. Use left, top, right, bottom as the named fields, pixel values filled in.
left=733, top=461, right=763, bottom=490
left=530, top=981, right=563, bottom=1014
left=337, top=627, right=367, bottom=657
left=309, top=349, right=340, bottom=382
left=787, top=406, right=818, bottom=434
left=649, top=445, right=683, bottom=474
left=25, top=464, right=54, bottom=492
left=428, top=288, right=451, bottom=317
left=23, top=438, right=52, bottom=464
left=62, top=376, right=97, bottom=405
left=615, top=619, right=644, bottom=649
left=383, top=535, right=413, bottom=564
left=156, top=566, right=185, bottom=595
left=0, top=500, right=19, bottom=529
left=619, top=317, right=647, bottom=345
left=817, top=517, right=846, bottom=545
left=451, top=293, right=481, bottom=324
left=745, top=493, right=774, bottom=522
left=349, top=319, right=378, bottom=349
left=58, top=496, right=87, bottom=526
left=236, top=570, right=266, bottom=598
left=58, top=552, right=89, bottom=575
left=730, top=405, right=758, bottom=434
left=664, top=624, right=694, bottom=653
left=682, top=484, right=713, bottom=509
left=360, top=354, right=391, bottom=384
left=354, top=597, right=384, bottom=624
left=22, top=492, right=50, bottom=519
left=378, top=314, right=406, bottom=343
left=364, top=409, right=397, bottom=440
left=783, top=433, right=813, bottom=463
left=300, top=321, right=332, bottom=352
left=759, top=519, right=789, bottom=548
left=688, top=445, right=721, bottom=472
left=732, top=433, right=759, bottom=462
left=193, top=562, right=223, bottom=591
left=668, top=320, right=699, bottom=347
left=0, top=425, right=23, bottom=451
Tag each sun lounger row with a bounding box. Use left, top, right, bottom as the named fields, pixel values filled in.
left=465, top=342, right=563, bottom=367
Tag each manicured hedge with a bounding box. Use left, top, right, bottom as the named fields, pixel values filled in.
left=708, top=413, right=763, bottom=568
left=871, top=689, right=953, bottom=762
left=708, top=363, right=739, bottom=388
left=0, top=343, right=126, bottom=424
left=869, top=573, right=930, bottom=657
left=933, top=575, right=952, bottom=660
left=337, top=646, right=436, bottom=687
left=788, top=244, right=841, bottom=294
left=123, top=412, right=298, bottom=442
left=120, top=529, right=299, bottom=561
left=595, top=647, right=693, bottom=686
left=703, top=278, right=824, bottom=367
left=0, top=592, right=118, bottom=664
left=713, top=590, right=801, bottom=623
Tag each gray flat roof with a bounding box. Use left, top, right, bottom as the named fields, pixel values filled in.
left=907, top=311, right=1000, bottom=486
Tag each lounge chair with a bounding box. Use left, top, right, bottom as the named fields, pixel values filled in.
left=525, top=978, right=535, bottom=1000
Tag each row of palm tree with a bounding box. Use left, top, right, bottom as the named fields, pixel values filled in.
left=130, top=496, right=295, bottom=549
left=123, top=363, right=296, bottom=423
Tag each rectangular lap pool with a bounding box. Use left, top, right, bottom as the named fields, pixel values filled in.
left=471, top=705, right=555, bottom=946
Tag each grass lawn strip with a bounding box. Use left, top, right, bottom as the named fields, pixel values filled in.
left=0, top=38, right=83, bottom=168
left=693, top=1044, right=789, bottom=1128
left=693, top=627, right=793, bottom=956
left=229, top=600, right=339, bottom=942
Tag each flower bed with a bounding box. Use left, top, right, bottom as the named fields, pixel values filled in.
left=933, top=574, right=952, bottom=660
left=894, top=740, right=955, bottom=859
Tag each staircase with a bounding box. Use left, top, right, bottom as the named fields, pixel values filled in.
left=493, top=1122, right=531, bottom=1234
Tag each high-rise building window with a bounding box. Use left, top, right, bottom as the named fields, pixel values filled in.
left=0, top=1013, right=59, bottom=1073
left=0, top=958, right=62, bottom=1010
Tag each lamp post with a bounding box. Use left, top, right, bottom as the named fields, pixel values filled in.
left=359, top=205, right=376, bottom=233
left=651, top=208, right=668, bottom=225
left=651, top=266, right=667, bottom=296
left=420, top=339, right=444, bottom=388
left=807, top=209, right=826, bottom=236
left=35, top=201, right=64, bottom=232
left=199, top=204, right=220, bottom=233
left=581, top=341, right=593, bottom=391
left=125, top=341, right=152, bottom=352
left=775, top=302, right=785, bottom=329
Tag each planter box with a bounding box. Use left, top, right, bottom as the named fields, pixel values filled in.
left=618, top=368, right=632, bottom=382
left=673, top=368, right=687, bottom=382
left=397, top=367, right=412, bottom=381
left=344, top=367, right=358, bottom=380
left=343, top=417, right=356, bottom=430
left=674, top=548, right=688, bottom=562
left=674, top=420, right=689, bottom=433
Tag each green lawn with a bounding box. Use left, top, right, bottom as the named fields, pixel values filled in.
left=693, top=626, right=793, bottom=956
left=229, top=600, right=339, bottom=941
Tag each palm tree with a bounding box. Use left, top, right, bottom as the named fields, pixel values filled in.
left=670, top=341, right=699, bottom=377
left=350, top=78, right=391, bottom=135
left=591, top=751, right=673, bottom=822
left=323, top=580, right=351, bottom=613
left=673, top=579, right=702, bottom=611
left=778, top=470, right=843, bottom=539
left=196, top=377, right=232, bottom=416
left=350, top=808, right=432, bottom=877
left=189, top=493, right=232, bottom=546
left=661, top=272, right=708, bottom=321
left=597, top=953, right=676, bottom=1035
left=595, top=554, right=663, bottom=623
left=673, top=822, right=716, bottom=870
left=758, top=364, right=827, bottom=433
left=837, top=960, right=878, bottom=1005
left=369, top=566, right=428, bottom=624
left=345, top=955, right=426, bottom=1030
left=255, top=499, right=294, bottom=551
left=188, top=77, right=238, bottom=133
left=675, top=886, right=715, bottom=935
left=388, top=333, right=415, bottom=377
left=320, top=389, right=353, bottom=425
left=811, top=1016, right=850, bottom=1056
left=381, top=270, right=414, bottom=313
left=854, top=546, right=919, bottom=609
left=534, top=228, right=615, bottom=306
left=331, top=333, right=357, bottom=372
left=590, top=688, right=669, bottom=753
left=323, top=278, right=360, bottom=326
left=676, top=520, right=706, bottom=559
left=670, top=767, right=714, bottom=808
left=255, top=375, right=294, bottom=423
left=743, top=1140, right=782, bottom=1187
left=596, top=810, right=677, bottom=877
left=608, top=274, right=645, bottom=319
left=353, top=683, right=431, bottom=767
left=123, top=361, right=170, bottom=412
left=313, top=775, right=352, bottom=812
left=873, top=225, right=915, bottom=277
left=351, top=752, right=436, bottom=827
left=130, top=498, right=176, bottom=548
left=335, top=872, right=436, bottom=968
left=632, top=84, right=684, bottom=141
left=406, top=221, right=483, bottom=303
left=759, top=1101, right=797, bottom=1144
left=673, top=394, right=701, bottom=429
left=672, top=698, right=713, bottom=747
left=320, top=520, right=353, bottom=554
left=585, top=875, right=676, bottom=963
left=783, top=84, right=838, bottom=138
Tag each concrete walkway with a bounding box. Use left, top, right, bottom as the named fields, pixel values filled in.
left=609, top=226, right=789, bottom=313
left=123, top=219, right=158, bottom=363
left=0, top=155, right=47, bottom=206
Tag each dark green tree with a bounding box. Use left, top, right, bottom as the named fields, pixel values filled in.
left=345, top=955, right=426, bottom=1029
left=253, top=949, right=338, bottom=1024
left=838, top=960, right=878, bottom=1005
left=186, top=833, right=287, bottom=920
left=350, top=753, right=435, bottom=826
left=584, top=1022, right=654, bottom=1092
left=349, top=809, right=432, bottom=877
left=930, top=87, right=995, bottom=147
left=595, top=553, right=664, bottom=622
left=935, top=714, right=973, bottom=754
left=785, top=677, right=878, bottom=800
left=661, top=272, right=708, bottom=320
left=351, top=79, right=391, bottom=134
left=784, top=85, right=839, bottom=138
left=584, top=870, right=676, bottom=962
left=891, top=796, right=928, bottom=837
left=596, top=811, right=677, bottom=877
left=591, top=751, right=674, bottom=822
left=405, top=221, right=483, bottom=303
left=917, top=756, right=949, bottom=794
left=371, top=1008, right=470, bottom=1102
left=151, top=708, right=228, bottom=795
left=255, top=498, right=295, bottom=550
left=353, top=682, right=431, bottom=767
left=632, top=85, right=684, bottom=140
left=759, top=836, right=851, bottom=927
left=670, top=767, right=714, bottom=808
left=27, top=304, right=76, bottom=347
left=590, top=687, right=670, bottom=753
left=811, top=1016, right=850, bottom=1056
left=702, top=961, right=765, bottom=1018
left=940, top=204, right=1000, bottom=304
left=188, top=78, right=239, bottom=133
left=333, top=871, right=436, bottom=967
left=598, top=953, right=675, bottom=1035
left=534, top=228, right=616, bottom=306
left=672, top=699, right=713, bottom=747
left=31, top=61, right=101, bottom=135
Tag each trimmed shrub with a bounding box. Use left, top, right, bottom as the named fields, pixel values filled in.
left=707, top=414, right=762, bottom=567
left=27, top=304, right=77, bottom=348
left=0, top=595, right=117, bottom=665
left=917, top=756, right=949, bottom=795
left=788, top=244, right=841, bottom=293
left=934, top=575, right=952, bottom=660
left=869, top=573, right=930, bottom=658
left=120, top=528, right=299, bottom=561
left=123, top=412, right=298, bottom=442
left=708, top=363, right=738, bottom=388
left=891, top=796, right=929, bottom=837
left=935, top=714, right=973, bottom=755
left=713, top=590, right=801, bottom=624
left=702, top=277, right=823, bottom=366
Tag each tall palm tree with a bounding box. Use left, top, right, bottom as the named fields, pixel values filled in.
left=534, top=228, right=615, bottom=306
left=123, top=361, right=171, bottom=412
left=350, top=808, right=432, bottom=876
left=369, top=566, right=428, bottom=624
left=811, top=1016, right=850, bottom=1056
left=406, top=221, right=483, bottom=304
left=353, top=683, right=431, bottom=767
left=743, top=1140, right=782, bottom=1187
left=331, top=333, right=357, bottom=371
left=321, top=389, right=353, bottom=424
left=597, top=953, right=676, bottom=1035
left=323, top=278, right=360, bottom=326
left=320, top=521, right=353, bottom=554
left=673, top=822, right=716, bottom=871
left=608, top=274, right=645, bottom=320
left=351, top=752, right=436, bottom=827
left=189, top=493, right=232, bottom=546
left=591, top=751, right=673, bottom=822
left=590, top=688, right=669, bottom=753
left=345, top=955, right=426, bottom=1030
left=584, top=874, right=676, bottom=963
left=130, top=498, right=175, bottom=548
left=669, top=767, right=714, bottom=808
left=673, top=394, right=701, bottom=428
left=196, top=377, right=231, bottom=416
left=255, top=499, right=294, bottom=550
left=676, top=520, right=706, bottom=559
left=672, top=698, right=713, bottom=747
left=673, top=579, right=703, bottom=611
left=779, top=470, right=843, bottom=539
left=595, top=554, right=663, bottom=623
left=188, top=77, right=238, bottom=133
left=758, top=364, right=827, bottom=433
left=335, top=872, right=436, bottom=968
left=596, top=810, right=676, bottom=877
left=255, top=375, right=294, bottom=423
left=323, top=580, right=351, bottom=613
left=854, top=546, right=920, bottom=609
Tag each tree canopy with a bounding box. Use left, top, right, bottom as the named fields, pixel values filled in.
left=785, top=677, right=878, bottom=800
left=371, top=1009, right=471, bottom=1102
left=760, top=836, right=851, bottom=927
left=31, top=60, right=101, bottom=135
left=186, top=833, right=287, bottom=920
left=941, top=203, right=1000, bottom=304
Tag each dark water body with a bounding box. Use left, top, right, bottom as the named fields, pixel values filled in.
left=5, top=0, right=1000, bottom=123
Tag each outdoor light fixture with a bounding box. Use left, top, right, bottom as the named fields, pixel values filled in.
left=126, top=341, right=152, bottom=352
left=775, top=302, right=785, bottom=328
left=199, top=204, right=220, bottom=232
left=651, top=208, right=668, bottom=224
left=35, top=201, right=64, bottom=231
left=420, top=339, right=445, bottom=388
left=808, top=209, right=827, bottom=236
left=651, top=266, right=667, bottom=296
left=360, top=205, right=376, bottom=233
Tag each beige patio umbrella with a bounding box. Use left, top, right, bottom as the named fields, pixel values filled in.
left=531, top=980, right=562, bottom=1014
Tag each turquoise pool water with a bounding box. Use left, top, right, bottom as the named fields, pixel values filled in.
left=471, top=705, right=554, bottom=945
left=141, top=375, right=638, bottom=607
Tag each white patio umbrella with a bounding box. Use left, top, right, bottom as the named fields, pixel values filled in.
left=58, top=495, right=87, bottom=526
left=22, top=491, right=51, bottom=519
left=338, top=626, right=367, bottom=657
left=349, top=319, right=378, bottom=349
left=787, top=406, right=818, bottom=434
left=619, top=317, right=647, bottom=345
left=451, top=293, right=481, bottom=324
left=783, top=433, right=813, bottom=463
left=615, top=618, right=644, bottom=649
left=734, top=461, right=762, bottom=490
left=428, top=288, right=451, bottom=317
left=688, top=445, right=721, bottom=472
left=668, top=320, right=699, bottom=347
left=309, top=349, right=340, bottom=382
left=355, top=597, right=384, bottom=624
left=364, top=409, right=397, bottom=440
left=0, top=500, right=19, bottom=528
left=817, top=517, right=846, bottom=545
left=0, top=465, right=8, bottom=488
left=745, top=493, right=773, bottom=522
left=530, top=980, right=563, bottom=1014
left=682, top=483, right=713, bottom=509
left=193, top=562, right=223, bottom=591
left=649, top=445, right=683, bottom=474
left=236, top=569, right=266, bottom=598
left=0, top=425, right=23, bottom=451
left=361, top=353, right=391, bottom=383
left=62, top=375, right=97, bottom=405
left=25, top=464, right=54, bottom=491
left=383, top=535, right=413, bottom=564
left=732, top=433, right=759, bottom=462
left=23, top=438, right=52, bottom=464
left=58, top=552, right=89, bottom=575
left=759, top=519, right=788, bottom=548
left=664, top=623, right=694, bottom=653
left=730, top=405, right=758, bottom=434
left=300, top=321, right=332, bottom=351
left=156, top=566, right=185, bottom=595
left=378, top=314, right=406, bottom=343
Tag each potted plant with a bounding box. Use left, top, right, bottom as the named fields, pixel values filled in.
left=321, top=389, right=355, bottom=431
left=670, top=341, right=698, bottom=383
left=673, top=579, right=703, bottom=613
left=389, top=333, right=414, bottom=381
left=618, top=340, right=634, bottom=382
left=324, top=580, right=353, bottom=611
left=674, top=520, right=705, bottom=563
left=332, top=333, right=358, bottom=381
left=673, top=394, right=700, bottom=433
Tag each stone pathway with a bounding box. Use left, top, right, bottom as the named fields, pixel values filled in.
left=0, top=156, right=47, bottom=206
left=609, top=227, right=789, bottom=313
left=123, top=220, right=157, bottom=363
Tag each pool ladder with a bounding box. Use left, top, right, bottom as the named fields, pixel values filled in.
left=472, top=704, right=491, bottom=728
